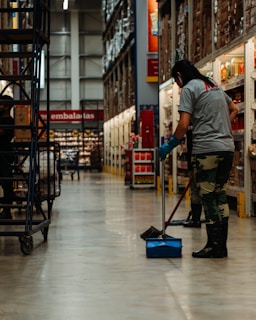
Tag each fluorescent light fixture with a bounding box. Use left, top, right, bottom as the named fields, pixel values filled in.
left=63, top=0, right=68, bottom=10
left=40, top=50, right=45, bottom=89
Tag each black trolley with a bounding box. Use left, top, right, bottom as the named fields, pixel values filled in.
left=0, top=1, right=58, bottom=254
left=60, top=149, right=80, bottom=181
left=0, top=142, right=61, bottom=255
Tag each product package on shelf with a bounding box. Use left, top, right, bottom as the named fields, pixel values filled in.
left=14, top=105, right=45, bottom=142
left=245, top=1, right=256, bottom=32
left=159, top=10, right=172, bottom=84
left=124, top=149, right=155, bottom=188
left=214, top=0, right=243, bottom=50
left=14, top=105, right=31, bottom=141
left=249, top=144, right=256, bottom=193
left=191, top=0, right=212, bottom=63
left=175, top=0, right=188, bottom=61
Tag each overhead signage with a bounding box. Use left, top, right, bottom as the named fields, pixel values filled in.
left=39, top=110, right=104, bottom=123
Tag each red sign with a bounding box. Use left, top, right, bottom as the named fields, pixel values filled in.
left=39, top=110, right=104, bottom=123
left=147, top=58, right=158, bottom=77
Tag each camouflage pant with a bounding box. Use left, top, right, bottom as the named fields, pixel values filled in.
left=189, top=171, right=201, bottom=205
left=191, top=152, right=234, bottom=222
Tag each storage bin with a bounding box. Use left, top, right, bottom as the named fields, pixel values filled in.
left=146, top=237, right=182, bottom=258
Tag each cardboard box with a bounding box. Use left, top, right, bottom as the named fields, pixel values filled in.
left=14, top=105, right=45, bottom=141
left=14, top=105, right=31, bottom=140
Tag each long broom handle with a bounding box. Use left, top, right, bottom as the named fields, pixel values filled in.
left=161, top=160, right=166, bottom=235
left=164, top=178, right=191, bottom=229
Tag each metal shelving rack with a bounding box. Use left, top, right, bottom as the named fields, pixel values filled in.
left=0, top=0, right=56, bottom=254
left=124, top=149, right=156, bottom=189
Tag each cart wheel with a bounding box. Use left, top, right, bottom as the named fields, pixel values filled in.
left=19, top=236, right=33, bottom=255
left=41, top=226, right=49, bottom=241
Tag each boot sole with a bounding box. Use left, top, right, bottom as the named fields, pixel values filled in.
left=183, top=224, right=201, bottom=228
left=192, top=253, right=225, bottom=258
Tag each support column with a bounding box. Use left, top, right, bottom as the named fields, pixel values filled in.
left=70, top=11, right=79, bottom=109
left=244, top=39, right=255, bottom=216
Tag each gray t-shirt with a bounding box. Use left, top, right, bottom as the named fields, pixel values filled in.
left=178, top=79, right=235, bottom=154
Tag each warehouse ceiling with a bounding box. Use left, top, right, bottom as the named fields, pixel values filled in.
left=51, top=0, right=102, bottom=12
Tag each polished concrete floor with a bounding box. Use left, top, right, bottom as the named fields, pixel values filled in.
left=0, top=171, right=256, bottom=319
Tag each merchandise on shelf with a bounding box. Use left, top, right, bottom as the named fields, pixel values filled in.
left=245, top=0, right=256, bottom=32
left=191, top=0, right=212, bottom=63
left=102, top=0, right=134, bottom=74
left=216, top=45, right=245, bottom=194
left=175, top=0, right=188, bottom=61
left=52, top=129, right=103, bottom=170
left=124, top=149, right=155, bottom=188
left=249, top=144, right=256, bottom=193
left=214, top=0, right=243, bottom=50
left=159, top=1, right=172, bottom=84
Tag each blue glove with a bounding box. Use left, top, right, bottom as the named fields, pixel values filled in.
left=158, top=135, right=180, bottom=161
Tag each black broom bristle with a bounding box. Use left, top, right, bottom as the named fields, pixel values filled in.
left=140, top=226, right=162, bottom=240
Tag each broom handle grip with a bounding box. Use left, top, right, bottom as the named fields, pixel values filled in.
left=164, top=178, right=191, bottom=229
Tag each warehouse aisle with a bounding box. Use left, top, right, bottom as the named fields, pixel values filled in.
left=0, top=171, right=256, bottom=320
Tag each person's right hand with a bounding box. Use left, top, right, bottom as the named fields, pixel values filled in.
left=158, top=135, right=181, bottom=161
left=159, top=143, right=172, bottom=161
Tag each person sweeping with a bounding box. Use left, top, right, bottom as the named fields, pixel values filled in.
left=159, top=60, right=239, bottom=258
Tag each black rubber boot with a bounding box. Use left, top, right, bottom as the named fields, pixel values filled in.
left=222, top=219, right=228, bottom=257
left=183, top=203, right=202, bottom=228
left=192, top=223, right=225, bottom=258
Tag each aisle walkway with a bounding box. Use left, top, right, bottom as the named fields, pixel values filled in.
left=0, top=171, right=255, bottom=320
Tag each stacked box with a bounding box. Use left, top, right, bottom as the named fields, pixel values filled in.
left=215, top=0, right=229, bottom=49
left=201, top=1, right=212, bottom=58
left=14, top=105, right=31, bottom=141
left=191, top=0, right=212, bottom=63
left=248, top=144, right=256, bottom=192
left=14, top=105, right=45, bottom=141
left=159, top=14, right=171, bottom=83
left=175, top=0, right=188, bottom=61
left=191, top=0, right=201, bottom=62
left=245, top=1, right=256, bottom=32
left=215, top=0, right=244, bottom=50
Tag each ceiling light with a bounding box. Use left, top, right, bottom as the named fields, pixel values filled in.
left=63, top=0, right=68, bottom=10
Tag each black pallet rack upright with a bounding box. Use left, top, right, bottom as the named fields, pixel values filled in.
left=0, top=0, right=57, bottom=254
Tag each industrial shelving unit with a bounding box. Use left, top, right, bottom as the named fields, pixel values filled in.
left=0, top=0, right=58, bottom=254
left=102, top=0, right=135, bottom=122
left=124, top=148, right=156, bottom=189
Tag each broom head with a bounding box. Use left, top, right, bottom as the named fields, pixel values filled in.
left=140, top=226, right=162, bottom=240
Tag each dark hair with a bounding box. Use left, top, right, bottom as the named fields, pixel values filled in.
left=171, top=60, right=214, bottom=87
left=0, top=95, right=14, bottom=108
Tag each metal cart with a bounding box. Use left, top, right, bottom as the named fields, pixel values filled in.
left=60, top=149, right=80, bottom=180
left=0, top=142, right=61, bottom=255
left=0, top=1, right=55, bottom=254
